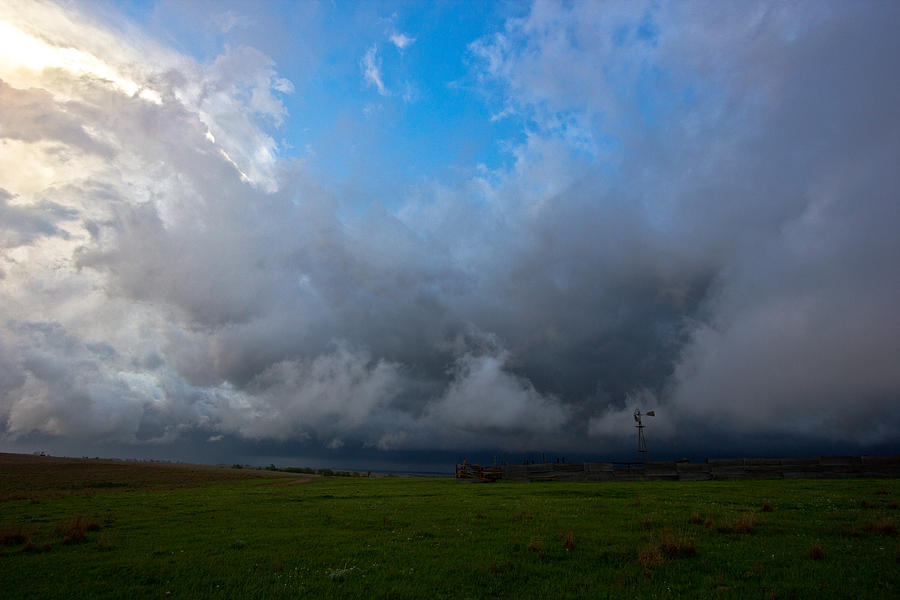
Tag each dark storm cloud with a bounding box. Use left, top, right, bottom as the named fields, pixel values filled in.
left=1, top=1, right=898, bottom=463
left=463, top=1, right=900, bottom=445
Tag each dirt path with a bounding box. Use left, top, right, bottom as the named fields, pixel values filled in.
left=253, top=477, right=315, bottom=486
left=285, top=478, right=313, bottom=485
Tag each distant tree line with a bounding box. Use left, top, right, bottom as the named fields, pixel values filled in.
left=264, top=464, right=364, bottom=477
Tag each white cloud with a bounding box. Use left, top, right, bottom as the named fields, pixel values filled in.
left=400, top=81, right=418, bottom=103
left=389, top=32, right=415, bottom=50
left=363, top=102, right=384, bottom=117
left=374, top=431, right=406, bottom=451
left=214, top=10, right=252, bottom=35
left=428, top=342, right=570, bottom=436
left=215, top=345, right=403, bottom=441
left=361, top=44, right=388, bottom=96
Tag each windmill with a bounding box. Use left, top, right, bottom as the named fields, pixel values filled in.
left=634, top=409, right=655, bottom=462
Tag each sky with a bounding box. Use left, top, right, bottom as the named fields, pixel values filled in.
left=0, top=0, right=898, bottom=471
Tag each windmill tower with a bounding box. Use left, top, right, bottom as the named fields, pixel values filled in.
left=634, top=409, right=655, bottom=462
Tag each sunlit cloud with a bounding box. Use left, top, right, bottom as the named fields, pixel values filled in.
left=0, top=19, right=157, bottom=101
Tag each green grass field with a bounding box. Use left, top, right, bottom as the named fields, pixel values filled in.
left=1, top=454, right=898, bottom=599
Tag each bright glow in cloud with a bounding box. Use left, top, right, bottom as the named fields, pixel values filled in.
left=0, top=19, right=153, bottom=101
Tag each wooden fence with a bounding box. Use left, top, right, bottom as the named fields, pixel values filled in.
left=483, top=456, right=900, bottom=482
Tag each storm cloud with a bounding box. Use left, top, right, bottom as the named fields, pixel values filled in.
left=0, top=0, right=898, bottom=466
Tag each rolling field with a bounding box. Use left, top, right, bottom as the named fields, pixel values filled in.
left=1, top=454, right=898, bottom=599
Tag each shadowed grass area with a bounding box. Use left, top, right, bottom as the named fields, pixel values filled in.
left=1, top=454, right=898, bottom=599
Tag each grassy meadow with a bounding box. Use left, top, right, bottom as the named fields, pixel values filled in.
left=1, top=454, right=898, bottom=599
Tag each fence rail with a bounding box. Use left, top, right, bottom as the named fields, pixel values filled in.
left=456, top=456, right=900, bottom=482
